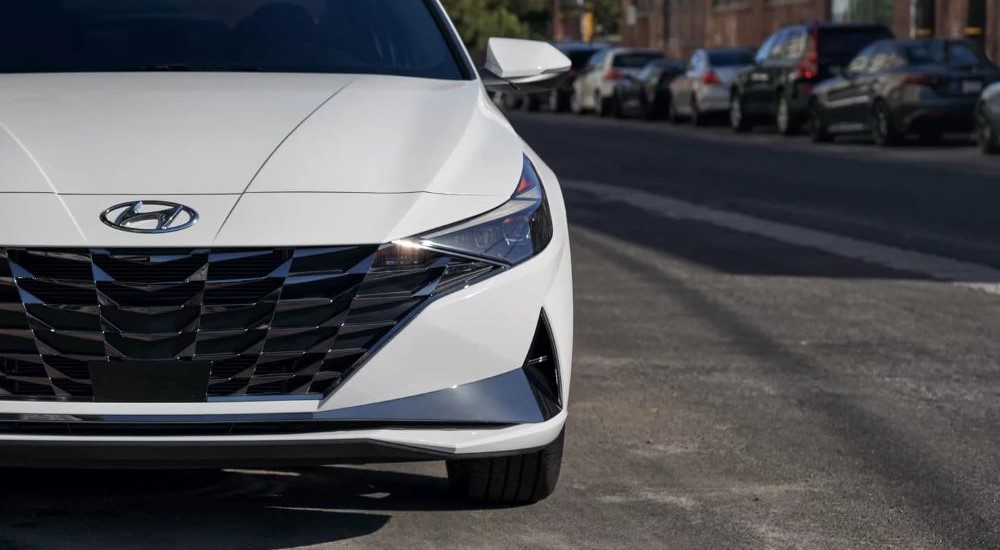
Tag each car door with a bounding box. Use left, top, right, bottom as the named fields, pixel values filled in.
left=824, top=44, right=876, bottom=128
left=743, top=30, right=787, bottom=114
left=577, top=50, right=607, bottom=108
left=677, top=51, right=704, bottom=113
left=848, top=41, right=894, bottom=125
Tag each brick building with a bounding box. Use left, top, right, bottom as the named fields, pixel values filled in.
left=620, top=0, right=998, bottom=63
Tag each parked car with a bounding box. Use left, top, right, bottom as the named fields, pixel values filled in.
left=0, top=0, right=575, bottom=505
left=810, top=39, right=1000, bottom=145
left=730, top=22, right=893, bottom=135
left=613, top=59, right=685, bottom=119
left=976, top=82, right=1000, bottom=154
left=669, top=48, right=754, bottom=125
left=572, top=47, right=665, bottom=116
left=520, top=42, right=607, bottom=112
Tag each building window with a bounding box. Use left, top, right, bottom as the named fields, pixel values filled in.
left=831, top=0, right=893, bottom=26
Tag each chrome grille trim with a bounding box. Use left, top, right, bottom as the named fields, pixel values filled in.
left=0, top=246, right=497, bottom=400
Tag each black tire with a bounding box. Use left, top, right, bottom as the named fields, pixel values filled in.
left=976, top=104, right=1000, bottom=155
left=612, top=93, right=626, bottom=119
left=730, top=92, right=752, bottom=132
left=776, top=94, right=800, bottom=136
left=447, top=430, right=565, bottom=504
left=809, top=102, right=833, bottom=143
left=549, top=90, right=567, bottom=113
left=522, top=94, right=540, bottom=112
left=871, top=100, right=902, bottom=147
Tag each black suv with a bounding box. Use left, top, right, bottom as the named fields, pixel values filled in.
left=730, top=23, right=893, bottom=135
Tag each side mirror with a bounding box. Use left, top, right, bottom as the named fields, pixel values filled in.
left=480, top=38, right=571, bottom=92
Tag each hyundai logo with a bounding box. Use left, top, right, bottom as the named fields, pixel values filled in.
left=101, top=201, right=199, bottom=234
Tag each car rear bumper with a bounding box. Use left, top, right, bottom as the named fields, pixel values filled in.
left=896, top=97, right=978, bottom=133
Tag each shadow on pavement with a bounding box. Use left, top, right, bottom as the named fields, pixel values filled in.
left=0, top=466, right=483, bottom=549
left=565, top=188, right=932, bottom=281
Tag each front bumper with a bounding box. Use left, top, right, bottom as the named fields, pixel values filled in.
left=0, top=153, right=574, bottom=465
left=0, top=411, right=568, bottom=468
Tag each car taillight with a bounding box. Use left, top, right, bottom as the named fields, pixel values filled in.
left=702, top=70, right=720, bottom=85
left=903, top=74, right=940, bottom=86
left=797, top=27, right=819, bottom=81
left=603, top=68, right=623, bottom=82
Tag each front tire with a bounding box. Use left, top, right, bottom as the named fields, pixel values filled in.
left=776, top=94, right=800, bottom=136
left=809, top=102, right=833, bottom=143
left=549, top=90, right=567, bottom=113
left=730, top=93, right=752, bottom=132
left=872, top=100, right=902, bottom=147
left=976, top=104, right=999, bottom=155
left=447, top=430, right=565, bottom=504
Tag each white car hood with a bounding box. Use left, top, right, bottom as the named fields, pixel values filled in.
left=0, top=73, right=522, bottom=246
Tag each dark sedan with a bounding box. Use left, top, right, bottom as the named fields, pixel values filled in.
left=612, top=59, right=685, bottom=119
left=810, top=39, right=1000, bottom=145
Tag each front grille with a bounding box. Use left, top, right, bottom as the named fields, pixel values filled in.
left=0, top=246, right=498, bottom=400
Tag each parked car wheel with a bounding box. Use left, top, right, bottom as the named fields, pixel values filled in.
left=447, top=430, right=565, bottom=504
left=612, top=92, right=626, bottom=119
left=809, top=102, right=833, bottom=143
left=871, top=100, right=902, bottom=147
left=776, top=94, right=800, bottom=136
left=976, top=103, right=999, bottom=155
left=549, top=90, right=567, bottom=113
left=522, top=93, right=540, bottom=112
left=730, top=93, right=752, bottom=132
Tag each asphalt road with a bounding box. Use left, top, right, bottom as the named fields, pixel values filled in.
left=4, top=112, right=1000, bottom=549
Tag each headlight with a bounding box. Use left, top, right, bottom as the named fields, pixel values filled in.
left=415, top=156, right=553, bottom=265
left=369, top=156, right=553, bottom=297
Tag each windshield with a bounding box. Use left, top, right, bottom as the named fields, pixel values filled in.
left=0, top=0, right=465, bottom=79
left=708, top=50, right=754, bottom=67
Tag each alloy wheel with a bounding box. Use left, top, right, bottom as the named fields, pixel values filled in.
left=977, top=105, right=999, bottom=154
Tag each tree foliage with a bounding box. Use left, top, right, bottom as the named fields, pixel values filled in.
left=440, top=0, right=533, bottom=55
left=440, top=0, right=622, bottom=55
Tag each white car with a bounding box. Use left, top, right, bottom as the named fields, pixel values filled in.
left=668, top=48, right=755, bottom=125
left=0, top=0, right=573, bottom=504
left=572, top=47, right=665, bottom=116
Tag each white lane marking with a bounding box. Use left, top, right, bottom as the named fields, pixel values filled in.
left=566, top=179, right=1000, bottom=295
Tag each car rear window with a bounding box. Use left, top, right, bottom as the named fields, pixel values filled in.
left=818, top=27, right=894, bottom=57
left=903, top=41, right=986, bottom=67
left=613, top=53, right=664, bottom=69
left=0, top=0, right=465, bottom=79
left=708, top=51, right=754, bottom=67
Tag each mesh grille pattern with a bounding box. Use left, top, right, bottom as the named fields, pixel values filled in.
left=0, top=246, right=496, bottom=400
